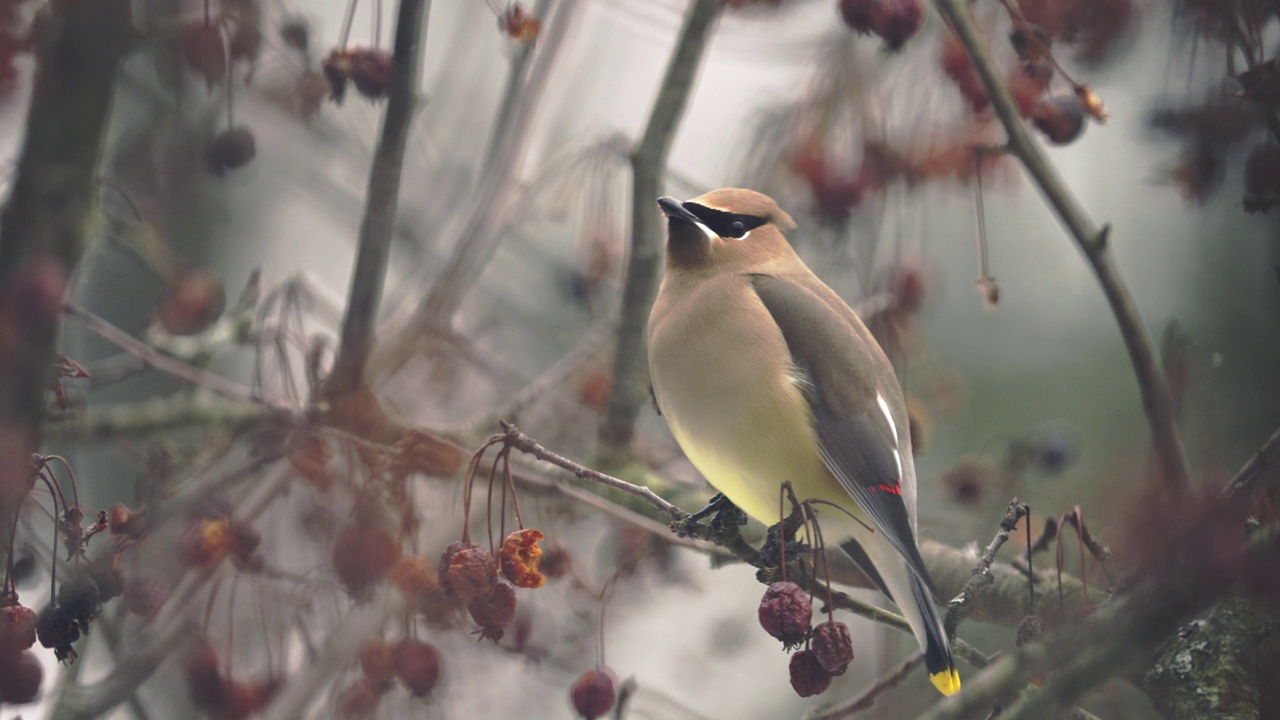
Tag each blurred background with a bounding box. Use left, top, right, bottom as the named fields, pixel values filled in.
left=2, top=0, right=1278, bottom=717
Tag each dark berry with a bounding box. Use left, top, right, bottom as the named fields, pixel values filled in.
left=442, top=543, right=497, bottom=602
left=468, top=580, right=517, bottom=641
left=570, top=668, right=616, bottom=719
left=870, top=0, right=924, bottom=49
left=811, top=620, right=855, bottom=675
left=206, top=128, right=257, bottom=174
left=332, top=525, right=402, bottom=597
left=1031, top=95, right=1087, bottom=145
left=279, top=18, right=310, bottom=53
left=0, top=650, right=42, bottom=704
left=350, top=49, right=393, bottom=100
left=36, top=605, right=80, bottom=662
left=789, top=649, right=834, bottom=697
left=57, top=574, right=101, bottom=623
left=758, top=582, right=812, bottom=646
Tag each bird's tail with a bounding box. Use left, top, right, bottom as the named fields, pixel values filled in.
left=909, top=570, right=960, bottom=696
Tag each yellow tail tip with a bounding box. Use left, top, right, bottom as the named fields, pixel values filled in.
left=930, top=669, right=961, bottom=696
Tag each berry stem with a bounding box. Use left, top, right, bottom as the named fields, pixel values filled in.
left=338, top=0, right=359, bottom=50
left=501, top=447, right=525, bottom=530
left=33, top=470, right=61, bottom=602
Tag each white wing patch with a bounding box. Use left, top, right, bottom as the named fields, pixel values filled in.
left=876, top=392, right=904, bottom=479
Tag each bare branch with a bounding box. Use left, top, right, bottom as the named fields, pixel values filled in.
left=804, top=652, right=924, bottom=720
left=932, top=0, right=1190, bottom=495
left=944, top=499, right=1029, bottom=637
left=325, top=0, right=432, bottom=398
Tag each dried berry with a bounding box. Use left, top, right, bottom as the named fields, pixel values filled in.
left=570, top=668, right=616, bottom=719
left=1016, top=614, right=1044, bottom=646
left=789, top=649, right=834, bottom=697
left=124, top=571, right=171, bottom=618
left=393, top=639, right=441, bottom=697
left=350, top=49, right=393, bottom=100
left=337, top=679, right=382, bottom=718
left=500, top=528, right=546, bottom=589
left=811, top=620, right=855, bottom=675
left=0, top=649, right=42, bottom=704
left=207, top=127, right=257, bottom=174
left=442, top=543, right=497, bottom=602
left=57, top=574, right=101, bottom=623
left=468, top=580, right=517, bottom=641
left=1031, top=94, right=1087, bottom=145
left=36, top=605, right=79, bottom=661
left=0, top=602, right=37, bottom=654
left=159, top=270, right=227, bottom=336
left=758, top=581, right=812, bottom=646
left=943, top=457, right=992, bottom=506
left=332, top=525, right=402, bottom=597
left=359, top=638, right=396, bottom=685
left=181, top=22, right=226, bottom=87
left=180, top=516, right=233, bottom=568
left=391, top=555, right=440, bottom=598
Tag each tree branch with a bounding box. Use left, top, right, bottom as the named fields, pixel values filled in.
left=944, top=499, right=1030, bottom=637
left=803, top=652, right=923, bottom=720
left=325, top=0, right=431, bottom=398
left=932, top=0, right=1190, bottom=495
left=595, top=0, right=722, bottom=465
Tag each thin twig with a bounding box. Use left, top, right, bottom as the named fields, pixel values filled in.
left=804, top=652, right=924, bottom=720
left=595, top=0, right=723, bottom=465
left=932, top=0, right=1190, bottom=495
left=64, top=304, right=265, bottom=403
left=1222, top=425, right=1280, bottom=500
left=325, top=0, right=432, bottom=398
left=945, top=499, right=1029, bottom=638
left=1060, top=507, right=1120, bottom=592
left=499, top=421, right=685, bottom=520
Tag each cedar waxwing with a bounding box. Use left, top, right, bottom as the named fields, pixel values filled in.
left=646, top=188, right=960, bottom=696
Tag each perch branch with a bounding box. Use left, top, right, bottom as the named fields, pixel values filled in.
left=1223, top=425, right=1280, bottom=500
left=804, top=652, right=924, bottom=720
left=933, top=0, right=1190, bottom=495
left=325, top=0, right=431, bottom=398
left=595, top=0, right=723, bottom=465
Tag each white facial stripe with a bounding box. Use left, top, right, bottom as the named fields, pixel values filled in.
left=695, top=222, right=718, bottom=242
left=876, top=392, right=899, bottom=445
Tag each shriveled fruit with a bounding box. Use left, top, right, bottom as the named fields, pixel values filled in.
left=811, top=620, right=854, bottom=675
left=789, top=649, right=833, bottom=697
left=500, top=528, right=546, bottom=588
left=442, top=543, right=497, bottom=602
left=758, top=581, right=812, bottom=646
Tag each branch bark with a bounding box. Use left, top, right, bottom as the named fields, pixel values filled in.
left=932, top=0, right=1190, bottom=495
left=596, top=0, right=722, bottom=465
left=325, top=0, right=431, bottom=399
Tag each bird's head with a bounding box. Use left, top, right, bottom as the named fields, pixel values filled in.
left=657, top=188, right=797, bottom=274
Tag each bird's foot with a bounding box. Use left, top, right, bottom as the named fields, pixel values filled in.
left=673, top=493, right=746, bottom=539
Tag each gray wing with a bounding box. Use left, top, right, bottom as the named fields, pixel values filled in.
left=749, top=273, right=935, bottom=594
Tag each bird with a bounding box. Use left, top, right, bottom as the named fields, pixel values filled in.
left=646, top=188, right=959, bottom=696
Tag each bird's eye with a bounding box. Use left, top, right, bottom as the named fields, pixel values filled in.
left=728, top=220, right=745, bottom=237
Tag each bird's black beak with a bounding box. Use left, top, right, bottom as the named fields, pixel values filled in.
left=657, top=197, right=701, bottom=226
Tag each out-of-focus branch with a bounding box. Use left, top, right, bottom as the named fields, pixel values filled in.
left=804, top=652, right=923, bottom=720
left=65, top=303, right=277, bottom=407
left=932, top=0, right=1190, bottom=495
left=596, top=0, right=722, bottom=465
left=45, top=392, right=263, bottom=443
left=1223, top=425, right=1280, bottom=500
left=325, top=0, right=432, bottom=399
left=369, top=0, right=583, bottom=382
left=0, top=0, right=134, bottom=506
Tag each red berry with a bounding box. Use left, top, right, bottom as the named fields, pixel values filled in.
left=1031, top=94, right=1087, bottom=145
left=206, top=127, right=257, bottom=173
left=159, top=270, right=227, bottom=336
left=758, top=582, right=812, bottom=646
left=359, top=638, right=396, bottom=685
left=839, top=0, right=876, bottom=33
left=0, top=649, right=43, bottom=704
left=869, top=0, right=923, bottom=49
left=332, top=525, right=402, bottom=597
left=789, top=649, right=834, bottom=697
left=186, top=644, right=227, bottom=712
left=811, top=621, right=855, bottom=675
left=393, top=639, right=441, bottom=697
left=570, top=668, right=616, bottom=719
left=0, top=602, right=37, bottom=654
